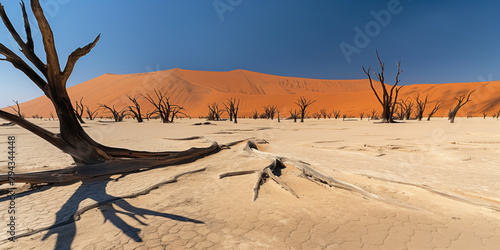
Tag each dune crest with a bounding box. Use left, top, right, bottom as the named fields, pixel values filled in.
left=7, top=68, right=500, bottom=118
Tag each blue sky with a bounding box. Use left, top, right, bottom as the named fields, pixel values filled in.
left=1, top=0, right=500, bottom=108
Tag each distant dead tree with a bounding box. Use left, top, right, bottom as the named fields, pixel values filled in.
left=427, top=101, right=442, bottom=121
left=10, top=100, right=24, bottom=118
left=263, top=105, right=278, bottom=120
left=320, top=108, right=328, bottom=119
left=289, top=109, right=299, bottom=122
left=170, top=105, right=184, bottom=123
left=312, top=112, right=321, bottom=119
left=84, top=105, right=98, bottom=120
left=224, top=98, right=240, bottom=123
left=126, top=95, right=143, bottom=123
left=359, top=112, right=365, bottom=120
left=49, top=112, right=55, bottom=121
left=99, top=104, right=127, bottom=122
left=332, top=110, right=341, bottom=119
left=142, top=89, right=174, bottom=123
left=145, top=109, right=156, bottom=121
left=295, top=96, right=316, bottom=122
left=370, top=109, right=378, bottom=120
left=415, top=93, right=428, bottom=121
left=207, top=102, right=224, bottom=121
left=252, top=110, right=258, bottom=119
left=362, top=51, right=403, bottom=123
left=483, top=112, right=487, bottom=119
left=399, top=98, right=414, bottom=120
left=448, top=90, right=475, bottom=123
left=494, top=110, right=500, bottom=120
left=73, top=97, right=85, bottom=124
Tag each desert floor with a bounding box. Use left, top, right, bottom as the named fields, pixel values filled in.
left=0, top=117, right=499, bottom=249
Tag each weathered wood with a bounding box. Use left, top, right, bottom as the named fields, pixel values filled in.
left=0, top=143, right=220, bottom=185
left=363, top=51, right=403, bottom=123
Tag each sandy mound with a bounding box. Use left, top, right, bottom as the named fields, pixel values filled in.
left=5, top=69, right=500, bottom=119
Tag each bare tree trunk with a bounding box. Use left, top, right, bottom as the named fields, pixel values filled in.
left=362, top=51, right=403, bottom=123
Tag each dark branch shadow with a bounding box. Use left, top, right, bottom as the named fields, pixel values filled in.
left=40, top=178, right=203, bottom=250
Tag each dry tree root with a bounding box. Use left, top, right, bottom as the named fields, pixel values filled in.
left=220, top=140, right=382, bottom=202
left=252, top=159, right=299, bottom=201
left=9, top=168, right=207, bottom=241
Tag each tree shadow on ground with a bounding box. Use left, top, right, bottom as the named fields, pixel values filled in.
left=41, top=178, right=203, bottom=250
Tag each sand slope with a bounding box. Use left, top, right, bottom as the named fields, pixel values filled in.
left=6, top=68, right=500, bottom=118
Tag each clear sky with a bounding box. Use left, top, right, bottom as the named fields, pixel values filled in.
left=1, top=0, right=500, bottom=108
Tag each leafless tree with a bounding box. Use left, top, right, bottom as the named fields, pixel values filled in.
left=320, top=108, right=328, bottom=119
left=415, top=93, right=428, bottom=121
left=359, top=112, right=364, bottom=120
left=427, top=101, right=442, bottom=121
left=448, top=90, right=475, bottom=123
left=263, top=105, right=278, bottom=120
left=362, top=51, right=403, bottom=123
left=332, top=109, right=341, bottom=119
left=49, top=112, right=55, bottom=121
left=73, top=97, right=85, bottom=124
left=99, top=104, right=127, bottom=122
left=170, top=105, right=184, bottom=123
left=252, top=110, right=258, bottom=119
left=0, top=1, right=220, bottom=175
left=483, top=112, right=487, bottom=119
left=295, top=96, right=316, bottom=122
left=10, top=100, right=24, bottom=118
left=224, top=98, right=240, bottom=123
left=143, top=89, right=175, bottom=123
left=399, top=98, right=414, bottom=120
left=207, top=102, right=224, bottom=121
left=84, top=105, right=98, bottom=120
left=289, top=109, right=299, bottom=122
left=126, top=95, right=143, bottom=122
left=370, top=109, right=378, bottom=120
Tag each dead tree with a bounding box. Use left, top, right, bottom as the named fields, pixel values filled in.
left=99, top=104, right=127, bottom=122
left=320, top=108, right=328, bottom=119
left=359, top=112, right=365, bottom=120
left=332, top=110, right=341, bottom=119
left=170, top=105, right=184, bottom=123
left=448, top=90, right=475, bottom=123
left=143, top=89, right=174, bottom=123
left=10, top=100, right=24, bottom=118
left=494, top=110, right=500, bottom=120
left=483, top=112, right=487, bottom=119
left=126, top=95, right=143, bottom=123
left=84, top=105, right=98, bottom=120
left=369, top=109, right=378, bottom=120
left=362, top=51, right=403, bottom=123
left=427, top=101, right=442, bottom=121
left=207, top=102, right=223, bottom=121
left=398, top=98, right=414, bottom=120
left=0, top=0, right=221, bottom=182
left=252, top=110, right=258, bottom=119
left=224, top=98, right=240, bottom=123
left=295, top=96, right=316, bottom=123
left=49, top=112, right=55, bottom=121
left=73, top=97, right=85, bottom=124
left=415, top=93, right=428, bottom=121
left=289, top=109, right=299, bottom=122
left=263, top=105, right=277, bottom=120
left=145, top=109, right=156, bottom=121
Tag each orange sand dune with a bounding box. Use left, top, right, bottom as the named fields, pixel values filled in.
left=6, top=68, right=500, bottom=119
